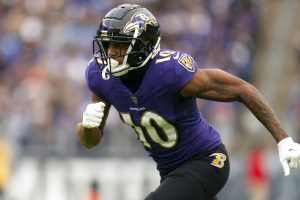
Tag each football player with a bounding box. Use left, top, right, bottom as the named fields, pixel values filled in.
left=76, top=4, right=300, bottom=200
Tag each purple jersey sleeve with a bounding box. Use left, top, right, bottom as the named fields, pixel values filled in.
left=174, top=52, right=198, bottom=90
left=153, top=50, right=198, bottom=93
left=85, top=58, right=114, bottom=100
left=85, top=58, right=98, bottom=94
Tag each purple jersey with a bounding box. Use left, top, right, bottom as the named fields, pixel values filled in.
left=85, top=49, right=221, bottom=171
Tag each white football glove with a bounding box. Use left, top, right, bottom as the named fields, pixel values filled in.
left=82, top=102, right=106, bottom=128
left=278, top=137, right=300, bottom=176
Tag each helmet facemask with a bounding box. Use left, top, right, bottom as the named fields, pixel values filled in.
left=93, top=34, right=133, bottom=76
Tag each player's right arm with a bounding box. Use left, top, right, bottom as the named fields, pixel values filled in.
left=76, top=93, right=111, bottom=148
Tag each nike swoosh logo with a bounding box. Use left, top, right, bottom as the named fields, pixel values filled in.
left=173, top=52, right=180, bottom=60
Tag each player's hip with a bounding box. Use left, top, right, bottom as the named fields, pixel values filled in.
left=161, top=143, right=230, bottom=196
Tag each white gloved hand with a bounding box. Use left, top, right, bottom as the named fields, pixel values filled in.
left=82, top=102, right=106, bottom=128
left=278, top=137, right=300, bottom=176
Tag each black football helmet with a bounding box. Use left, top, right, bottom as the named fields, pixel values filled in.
left=93, top=4, right=161, bottom=76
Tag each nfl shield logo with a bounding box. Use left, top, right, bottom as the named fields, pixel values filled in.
left=131, top=96, right=138, bottom=104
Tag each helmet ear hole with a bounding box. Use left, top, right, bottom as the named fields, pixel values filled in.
left=129, top=52, right=146, bottom=66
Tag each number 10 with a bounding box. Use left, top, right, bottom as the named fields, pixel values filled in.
left=120, top=111, right=179, bottom=149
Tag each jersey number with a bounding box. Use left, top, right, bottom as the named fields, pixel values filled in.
left=120, top=111, right=179, bottom=149
left=155, top=50, right=177, bottom=64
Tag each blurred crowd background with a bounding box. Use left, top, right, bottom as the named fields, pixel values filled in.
left=0, top=0, right=300, bottom=199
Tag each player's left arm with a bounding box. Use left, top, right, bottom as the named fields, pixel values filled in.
left=181, top=68, right=300, bottom=176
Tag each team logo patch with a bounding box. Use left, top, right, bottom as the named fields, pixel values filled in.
left=178, top=54, right=195, bottom=72
left=210, top=153, right=227, bottom=168
left=123, top=12, right=157, bottom=34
